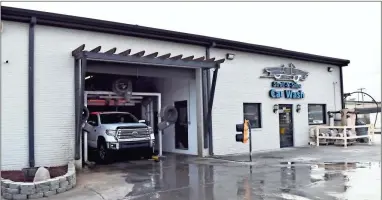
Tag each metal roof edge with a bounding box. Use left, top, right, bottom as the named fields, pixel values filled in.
left=1, top=6, right=350, bottom=67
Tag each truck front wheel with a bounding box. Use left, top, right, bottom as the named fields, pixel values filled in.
left=97, top=141, right=112, bottom=164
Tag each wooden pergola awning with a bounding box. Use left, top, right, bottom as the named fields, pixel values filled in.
left=72, top=44, right=224, bottom=69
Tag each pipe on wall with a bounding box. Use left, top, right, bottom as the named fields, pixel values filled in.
left=74, top=59, right=81, bottom=160
left=339, top=67, right=345, bottom=109
left=74, top=57, right=87, bottom=161
left=28, top=17, right=37, bottom=167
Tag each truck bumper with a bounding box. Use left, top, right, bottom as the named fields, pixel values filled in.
left=107, top=140, right=155, bottom=150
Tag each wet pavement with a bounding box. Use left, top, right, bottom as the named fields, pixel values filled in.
left=122, top=157, right=381, bottom=200
left=48, top=136, right=381, bottom=200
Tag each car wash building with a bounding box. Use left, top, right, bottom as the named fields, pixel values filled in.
left=1, top=6, right=350, bottom=170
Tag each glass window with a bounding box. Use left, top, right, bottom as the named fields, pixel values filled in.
left=100, top=113, right=138, bottom=124
left=243, top=103, right=262, bottom=128
left=308, top=104, right=326, bottom=125
left=88, top=114, right=99, bottom=126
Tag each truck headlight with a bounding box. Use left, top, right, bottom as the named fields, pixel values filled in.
left=106, top=129, right=117, bottom=136
left=147, top=127, right=155, bottom=139
left=147, top=127, right=153, bottom=134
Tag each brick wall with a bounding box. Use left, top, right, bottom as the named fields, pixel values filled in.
left=1, top=21, right=29, bottom=170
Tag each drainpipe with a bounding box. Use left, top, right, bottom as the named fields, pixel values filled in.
left=339, top=67, right=345, bottom=109
left=74, top=57, right=87, bottom=161
left=74, top=59, right=81, bottom=160
left=205, top=42, right=216, bottom=156
left=28, top=17, right=37, bottom=167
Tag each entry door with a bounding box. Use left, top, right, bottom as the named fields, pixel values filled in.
left=279, top=104, right=294, bottom=148
left=174, top=100, right=189, bottom=150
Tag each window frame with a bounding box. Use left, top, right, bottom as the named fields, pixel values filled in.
left=243, top=103, right=262, bottom=129
left=308, top=104, right=327, bottom=125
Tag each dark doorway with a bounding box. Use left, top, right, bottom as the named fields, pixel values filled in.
left=279, top=104, right=294, bottom=148
left=175, top=100, right=189, bottom=150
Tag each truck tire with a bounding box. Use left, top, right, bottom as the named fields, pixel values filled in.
left=97, top=141, right=112, bottom=164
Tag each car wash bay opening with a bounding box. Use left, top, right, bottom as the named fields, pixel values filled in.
left=72, top=45, right=224, bottom=161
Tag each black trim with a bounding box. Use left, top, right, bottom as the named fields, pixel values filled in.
left=72, top=45, right=223, bottom=69
left=308, top=104, right=327, bottom=125
left=1, top=6, right=350, bottom=67
left=339, top=67, right=345, bottom=109
left=28, top=17, right=36, bottom=168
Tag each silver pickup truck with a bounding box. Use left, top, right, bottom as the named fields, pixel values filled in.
left=85, top=111, right=155, bottom=163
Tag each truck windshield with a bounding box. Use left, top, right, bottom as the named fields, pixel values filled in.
left=100, top=113, right=138, bottom=124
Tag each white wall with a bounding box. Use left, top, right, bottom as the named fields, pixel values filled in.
left=2, top=20, right=344, bottom=167
left=210, top=49, right=342, bottom=155
left=155, top=77, right=198, bottom=155
left=2, top=21, right=205, bottom=168
left=1, top=21, right=30, bottom=170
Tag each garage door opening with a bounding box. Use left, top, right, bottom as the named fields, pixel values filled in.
left=83, top=68, right=198, bottom=163
left=72, top=45, right=224, bottom=166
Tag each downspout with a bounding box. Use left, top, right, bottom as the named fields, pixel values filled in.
left=205, top=42, right=216, bottom=156
left=74, top=56, right=87, bottom=161
left=74, top=59, right=81, bottom=160
left=339, top=66, right=345, bottom=109
left=28, top=17, right=37, bottom=167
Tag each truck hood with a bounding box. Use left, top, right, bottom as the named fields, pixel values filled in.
left=102, top=123, right=148, bottom=129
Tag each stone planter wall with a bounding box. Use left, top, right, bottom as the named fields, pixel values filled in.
left=1, top=162, right=76, bottom=200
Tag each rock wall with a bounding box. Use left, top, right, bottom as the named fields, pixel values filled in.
left=1, top=162, right=76, bottom=199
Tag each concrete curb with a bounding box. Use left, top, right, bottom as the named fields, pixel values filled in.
left=1, top=162, right=76, bottom=200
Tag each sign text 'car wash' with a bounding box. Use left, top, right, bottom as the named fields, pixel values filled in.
left=260, top=63, right=308, bottom=99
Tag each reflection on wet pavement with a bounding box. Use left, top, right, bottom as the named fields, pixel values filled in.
left=117, top=155, right=381, bottom=200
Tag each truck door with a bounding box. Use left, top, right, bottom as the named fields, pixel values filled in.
left=87, top=114, right=99, bottom=147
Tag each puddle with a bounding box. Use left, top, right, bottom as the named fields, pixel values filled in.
left=115, top=155, right=381, bottom=200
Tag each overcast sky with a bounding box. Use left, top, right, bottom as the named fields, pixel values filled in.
left=3, top=2, right=381, bottom=101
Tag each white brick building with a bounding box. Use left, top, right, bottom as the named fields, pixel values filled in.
left=1, top=6, right=350, bottom=170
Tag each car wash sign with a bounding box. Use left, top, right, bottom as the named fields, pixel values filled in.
left=260, top=63, right=308, bottom=99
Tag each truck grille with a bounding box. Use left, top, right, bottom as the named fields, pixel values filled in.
left=116, top=128, right=150, bottom=139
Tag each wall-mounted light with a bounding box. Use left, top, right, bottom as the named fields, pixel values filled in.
left=226, top=53, right=235, bottom=60
left=296, top=104, right=301, bottom=113
left=273, top=104, right=279, bottom=113
left=327, top=67, right=333, bottom=72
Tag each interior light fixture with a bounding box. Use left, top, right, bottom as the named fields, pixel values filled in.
left=327, top=67, right=333, bottom=72
left=85, top=75, right=93, bottom=80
